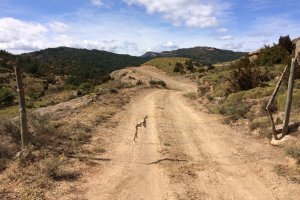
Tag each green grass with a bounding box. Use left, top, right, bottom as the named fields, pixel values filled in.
left=249, top=116, right=270, bottom=130
left=295, top=80, right=300, bottom=89
left=0, top=106, right=19, bottom=118
left=212, top=91, right=248, bottom=121
left=143, top=57, right=189, bottom=74
left=277, top=89, right=300, bottom=111
left=243, top=86, right=274, bottom=99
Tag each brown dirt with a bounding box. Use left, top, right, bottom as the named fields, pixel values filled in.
left=69, top=66, right=300, bottom=199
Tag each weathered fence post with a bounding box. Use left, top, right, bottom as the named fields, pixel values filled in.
left=266, top=65, right=288, bottom=139
left=14, top=65, right=29, bottom=149
left=282, top=58, right=296, bottom=136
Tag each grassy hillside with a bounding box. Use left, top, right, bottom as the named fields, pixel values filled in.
left=143, top=57, right=189, bottom=74
left=142, top=47, right=247, bottom=64
left=24, top=47, right=149, bottom=85
left=0, top=48, right=151, bottom=117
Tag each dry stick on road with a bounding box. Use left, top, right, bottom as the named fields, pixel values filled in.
left=266, top=65, right=288, bottom=140
left=133, top=115, right=148, bottom=142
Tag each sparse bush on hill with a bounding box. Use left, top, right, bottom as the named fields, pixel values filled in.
left=278, top=35, right=295, bottom=54
left=0, top=87, right=15, bottom=106
left=149, top=80, right=167, bottom=88
left=213, top=92, right=248, bottom=121
left=44, top=157, right=80, bottom=181
left=79, top=82, right=93, bottom=94
left=277, top=89, right=300, bottom=111
left=227, top=57, right=270, bottom=92
left=257, top=45, right=290, bottom=66
left=173, top=62, right=184, bottom=73
left=185, top=59, right=194, bottom=72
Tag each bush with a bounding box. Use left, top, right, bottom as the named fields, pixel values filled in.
left=258, top=45, right=290, bottom=66
left=109, top=88, right=118, bottom=94
left=149, top=80, right=167, bottom=88
left=44, top=157, right=80, bottom=181
left=279, top=35, right=295, bottom=54
left=0, top=88, right=15, bottom=105
left=277, top=89, right=300, bottom=111
left=0, top=119, right=20, bottom=143
left=215, top=92, right=248, bottom=121
left=227, top=57, right=270, bottom=91
left=173, top=62, right=184, bottom=73
left=79, top=82, right=93, bottom=91
left=185, top=59, right=194, bottom=71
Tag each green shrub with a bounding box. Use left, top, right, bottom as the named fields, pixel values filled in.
left=249, top=117, right=270, bottom=130
left=0, top=88, right=15, bottom=105
left=227, top=57, right=270, bottom=91
left=109, top=88, right=118, bottom=94
left=278, top=35, right=295, bottom=54
left=44, top=157, right=80, bottom=181
left=0, top=119, right=20, bottom=143
left=173, top=62, right=184, bottom=73
left=215, top=92, right=248, bottom=121
left=79, top=82, right=93, bottom=91
left=149, top=80, right=167, bottom=88
left=243, top=87, right=274, bottom=99
left=198, top=85, right=210, bottom=96
left=258, top=45, right=290, bottom=66
left=277, top=89, right=300, bottom=111
left=185, top=59, right=194, bottom=71
left=183, top=92, right=198, bottom=100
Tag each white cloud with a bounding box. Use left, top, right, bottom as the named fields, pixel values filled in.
left=216, top=28, right=228, bottom=33
left=162, top=41, right=178, bottom=49
left=223, top=42, right=243, bottom=50
left=0, top=17, right=143, bottom=55
left=148, top=41, right=179, bottom=52
left=0, top=17, right=47, bottom=44
left=0, top=18, right=50, bottom=53
left=49, top=21, right=69, bottom=32
left=90, top=0, right=103, bottom=7
left=218, top=35, right=233, bottom=40
left=124, top=0, right=229, bottom=28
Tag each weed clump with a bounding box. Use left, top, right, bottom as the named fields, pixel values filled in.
left=286, top=147, right=300, bottom=164
left=149, top=80, right=167, bottom=88
left=213, top=92, right=248, bottom=122
left=44, top=157, right=80, bottom=181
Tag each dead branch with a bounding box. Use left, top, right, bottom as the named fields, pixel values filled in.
left=133, top=115, right=148, bottom=142
left=147, top=158, right=188, bottom=165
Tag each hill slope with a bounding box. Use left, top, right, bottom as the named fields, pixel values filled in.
left=142, top=47, right=247, bottom=64
left=23, top=47, right=149, bottom=84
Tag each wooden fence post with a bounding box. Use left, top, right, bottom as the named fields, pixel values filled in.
left=282, top=58, right=296, bottom=136
left=266, top=65, right=288, bottom=140
left=14, top=66, right=29, bottom=149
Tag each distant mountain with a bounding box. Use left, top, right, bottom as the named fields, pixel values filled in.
left=141, top=51, right=161, bottom=58
left=1, top=46, right=247, bottom=86
left=141, top=47, right=247, bottom=64
left=22, top=47, right=150, bottom=85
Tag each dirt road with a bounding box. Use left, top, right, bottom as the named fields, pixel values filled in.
left=83, top=66, right=300, bottom=200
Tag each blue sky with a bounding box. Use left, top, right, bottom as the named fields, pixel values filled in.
left=0, top=0, right=299, bottom=55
